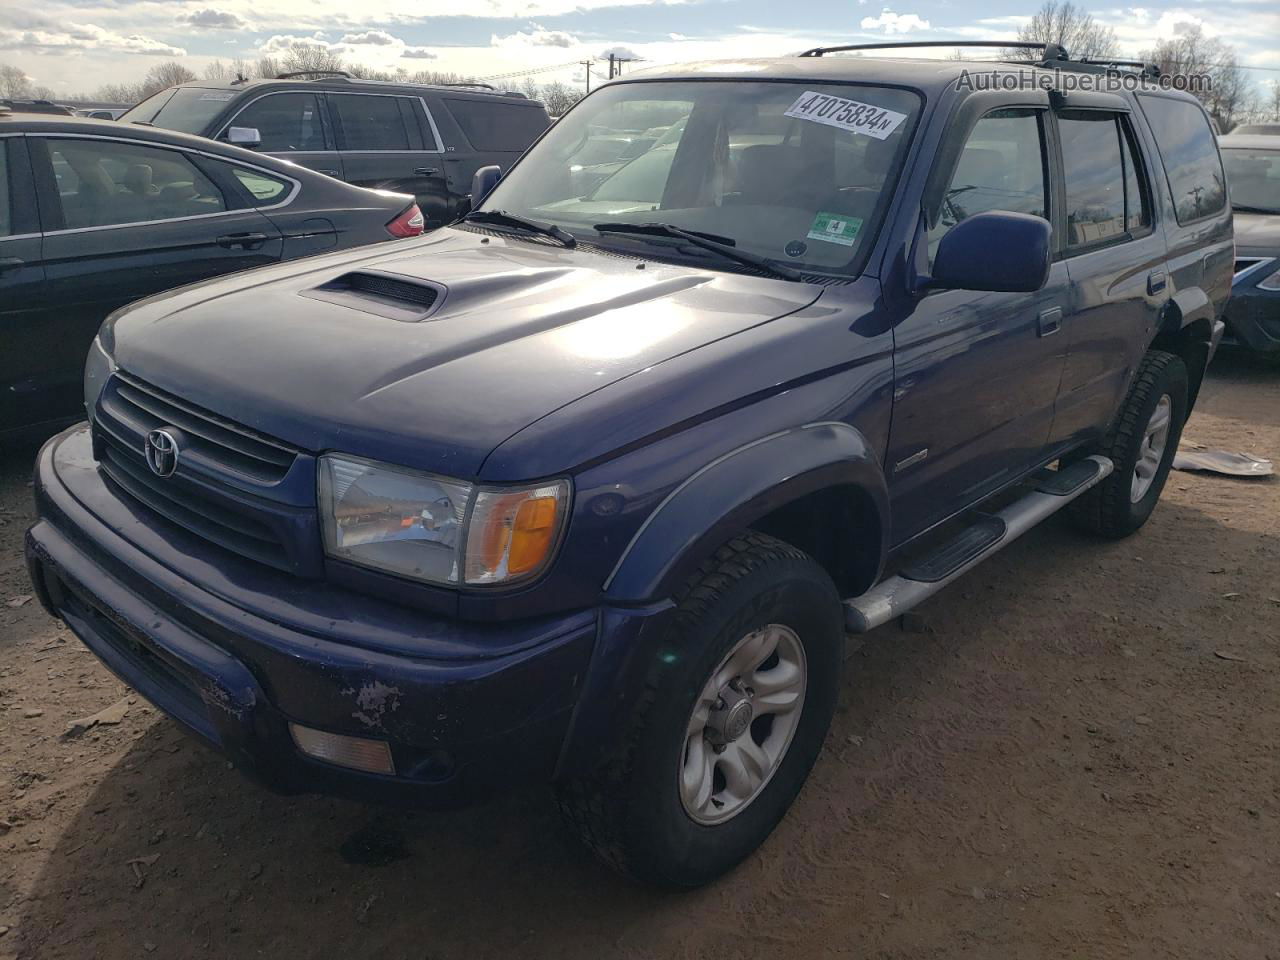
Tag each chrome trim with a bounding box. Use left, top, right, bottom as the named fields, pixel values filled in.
left=1233, top=256, right=1275, bottom=283
left=218, top=89, right=445, bottom=155
left=29, top=131, right=302, bottom=236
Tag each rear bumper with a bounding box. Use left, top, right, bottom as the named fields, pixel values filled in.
left=26, top=425, right=607, bottom=805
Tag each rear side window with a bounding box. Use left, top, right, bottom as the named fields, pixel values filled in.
left=331, top=94, right=411, bottom=151
left=228, top=93, right=326, bottom=153
left=1058, top=111, right=1150, bottom=250
left=445, top=99, right=549, bottom=152
left=46, top=138, right=226, bottom=230
left=229, top=166, right=290, bottom=203
left=1138, top=95, right=1226, bottom=224
left=929, top=108, right=1048, bottom=261
left=0, top=141, right=11, bottom=236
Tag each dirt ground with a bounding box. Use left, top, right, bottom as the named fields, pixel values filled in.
left=1, top=350, right=1277, bottom=960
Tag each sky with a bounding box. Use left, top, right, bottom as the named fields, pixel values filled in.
left=2, top=0, right=1278, bottom=99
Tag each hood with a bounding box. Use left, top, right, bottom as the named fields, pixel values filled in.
left=107, top=228, right=821, bottom=478
left=1234, top=212, right=1280, bottom=255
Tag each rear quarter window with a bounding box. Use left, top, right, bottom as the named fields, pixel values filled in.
left=444, top=99, right=549, bottom=152
left=1138, top=94, right=1226, bottom=224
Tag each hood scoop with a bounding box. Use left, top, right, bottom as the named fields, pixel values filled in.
left=301, top=270, right=447, bottom=322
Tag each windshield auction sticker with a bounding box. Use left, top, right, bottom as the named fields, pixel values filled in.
left=784, top=91, right=907, bottom=140
left=807, top=212, right=863, bottom=246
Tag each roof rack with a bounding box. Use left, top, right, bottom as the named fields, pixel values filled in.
left=798, top=40, right=1070, bottom=61
left=1079, top=57, right=1162, bottom=79
left=436, top=81, right=497, bottom=91
left=275, top=70, right=353, bottom=80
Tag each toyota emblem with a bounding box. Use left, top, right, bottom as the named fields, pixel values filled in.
left=144, top=429, right=180, bottom=478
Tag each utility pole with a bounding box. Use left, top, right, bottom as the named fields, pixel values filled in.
left=580, top=59, right=594, bottom=93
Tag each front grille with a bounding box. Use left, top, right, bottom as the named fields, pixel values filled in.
left=93, top=372, right=313, bottom=575
left=105, top=373, right=298, bottom=483
left=97, top=429, right=291, bottom=570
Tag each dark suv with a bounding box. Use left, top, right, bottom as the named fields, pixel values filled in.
left=119, top=73, right=551, bottom=228
left=28, top=45, right=1230, bottom=888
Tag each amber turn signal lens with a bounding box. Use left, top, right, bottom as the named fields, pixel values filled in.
left=508, top=496, right=559, bottom=575
left=463, top=481, right=569, bottom=585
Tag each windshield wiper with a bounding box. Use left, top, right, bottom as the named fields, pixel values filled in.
left=1232, top=204, right=1280, bottom=215
left=593, top=222, right=802, bottom=281
left=462, top=209, right=576, bottom=248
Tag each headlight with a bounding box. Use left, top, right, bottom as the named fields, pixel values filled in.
left=318, top=453, right=569, bottom=587
left=1258, top=267, right=1280, bottom=292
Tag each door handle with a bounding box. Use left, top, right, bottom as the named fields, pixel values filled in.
left=315, top=169, right=340, bottom=177
left=414, top=166, right=440, bottom=176
left=216, top=232, right=269, bottom=250
left=1037, top=307, right=1063, bottom=338
left=1147, top=270, right=1167, bottom=295
left=0, top=257, right=24, bottom=273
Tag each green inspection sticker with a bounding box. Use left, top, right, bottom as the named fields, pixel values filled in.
left=807, top=212, right=863, bottom=247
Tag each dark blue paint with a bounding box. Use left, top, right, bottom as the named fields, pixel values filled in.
left=26, top=58, right=1232, bottom=801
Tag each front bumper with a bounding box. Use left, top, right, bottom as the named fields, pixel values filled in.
left=1225, top=267, right=1280, bottom=354
left=26, top=425, right=604, bottom=805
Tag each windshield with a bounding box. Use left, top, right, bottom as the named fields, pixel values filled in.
left=120, top=87, right=237, bottom=134
left=1222, top=148, right=1280, bottom=213
left=479, top=80, right=920, bottom=277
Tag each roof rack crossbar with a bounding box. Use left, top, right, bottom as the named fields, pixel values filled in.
left=275, top=70, right=353, bottom=80
left=798, top=40, right=1070, bottom=61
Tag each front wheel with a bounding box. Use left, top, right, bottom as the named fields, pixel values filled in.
left=1069, top=349, right=1188, bottom=538
left=556, top=532, right=843, bottom=887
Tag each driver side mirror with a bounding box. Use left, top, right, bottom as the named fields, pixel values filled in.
left=927, top=211, right=1052, bottom=293
left=226, top=126, right=262, bottom=149
left=471, top=165, right=502, bottom=206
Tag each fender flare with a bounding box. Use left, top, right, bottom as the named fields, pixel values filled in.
left=603, top=421, right=890, bottom=604
left=1160, top=286, right=1214, bottom=335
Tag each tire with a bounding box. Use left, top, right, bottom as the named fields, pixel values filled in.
left=556, top=532, right=843, bottom=887
left=1069, top=349, right=1189, bottom=539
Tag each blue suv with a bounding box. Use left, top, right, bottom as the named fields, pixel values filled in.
left=26, top=44, right=1231, bottom=887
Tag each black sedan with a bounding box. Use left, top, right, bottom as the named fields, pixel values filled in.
left=1, top=109, right=425, bottom=438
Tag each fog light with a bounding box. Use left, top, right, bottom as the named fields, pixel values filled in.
left=289, top=723, right=396, bottom=775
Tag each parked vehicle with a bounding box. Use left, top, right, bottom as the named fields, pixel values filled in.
left=74, top=108, right=127, bottom=121
left=1219, top=133, right=1280, bottom=355
left=1231, top=123, right=1280, bottom=136
left=0, top=110, right=424, bottom=439
left=1, top=99, right=73, bottom=116
left=119, top=73, right=552, bottom=229
left=27, top=44, right=1230, bottom=888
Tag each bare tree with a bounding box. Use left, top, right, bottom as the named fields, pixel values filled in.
left=1271, top=81, right=1280, bottom=122
left=280, top=43, right=346, bottom=76
left=254, top=57, right=282, bottom=80
left=540, top=81, right=581, bottom=116
left=518, top=77, right=542, bottom=101
left=1008, top=1, right=1119, bottom=60
left=1144, top=26, right=1255, bottom=131
left=0, top=64, right=33, bottom=99
left=139, top=61, right=197, bottom=98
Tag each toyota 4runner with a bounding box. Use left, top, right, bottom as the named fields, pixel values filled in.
left=27, top=44, right=1231, bottom=887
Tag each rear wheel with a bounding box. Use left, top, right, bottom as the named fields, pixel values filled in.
left=556, top=532, right=843, bottom=887
left=1069, top=349, right=1188, bottom=538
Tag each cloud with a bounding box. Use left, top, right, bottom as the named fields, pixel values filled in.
left=491, top=25, right=578, bottom=48
left=859, top=9, right=930, bottom=34
left=598, top=44, right=639, bottom=59
left=340, top=29, right=398, bottom=46
left=178, top=8, right=248, bottom=30
left=401, top=47, right=438, bottom=59
left=256, top=33, right=341, bottom=56
left=0, top=17, right=186, bottom=56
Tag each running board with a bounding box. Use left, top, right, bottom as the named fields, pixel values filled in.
left=844, top=455, right=1114, bottom=633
